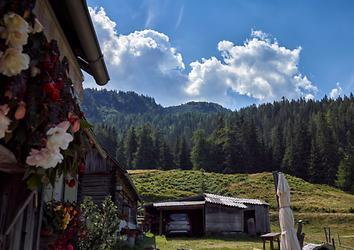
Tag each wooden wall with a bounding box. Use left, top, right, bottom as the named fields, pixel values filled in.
left=254, top=205, right=270, bottom=234
left=205, top=203, right=243, bottom=234
left=78, top=173, right=114, bottom=205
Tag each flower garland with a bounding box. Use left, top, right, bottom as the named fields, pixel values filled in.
left=0, top=0, right=89, bottom=189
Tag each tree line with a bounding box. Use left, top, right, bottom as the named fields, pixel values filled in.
left=89, top=93, right=354, bottom=194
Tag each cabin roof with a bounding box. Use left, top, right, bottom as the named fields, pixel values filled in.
left=49, top=0, right=109, bottom=85
left=147, top=193, right=269, bottom=209
left=153, top=201, right=205, bottom=208
left=204, top=193, right=269, bottom=206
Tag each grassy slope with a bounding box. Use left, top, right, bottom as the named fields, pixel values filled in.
left=129, top=169, right=354, bottom=213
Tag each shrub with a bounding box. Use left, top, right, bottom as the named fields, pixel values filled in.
left=79, top=196, right=120, bottom=250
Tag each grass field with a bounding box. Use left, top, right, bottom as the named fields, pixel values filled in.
left=129, top=169, right=354, bottom=213
left=128, top=169, right=354, bottom=249
left=132, top=213, right=354, bottom=250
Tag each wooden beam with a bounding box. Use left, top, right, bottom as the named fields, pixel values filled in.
left=159, top=210, right=163, bottom=236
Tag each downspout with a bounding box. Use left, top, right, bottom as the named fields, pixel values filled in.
left=63, top=0, right=109, bottom=85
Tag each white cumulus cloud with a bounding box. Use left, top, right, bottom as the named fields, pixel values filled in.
left=185, top=30, right=318, bottom=104
left=88, top=7, right=187, bottom=106
left=329, top=82, right=342, bottom=99
left=87, top=7, right=317, bottom=108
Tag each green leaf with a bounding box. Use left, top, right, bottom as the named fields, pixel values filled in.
left=80, top=119, right=92, bottom=129
left=26, top=174, right=42, bottom=190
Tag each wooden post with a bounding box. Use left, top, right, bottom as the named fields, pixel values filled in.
left=159, top=210, right=163, bottom=236
left=272, top=171, right=280, bottom=209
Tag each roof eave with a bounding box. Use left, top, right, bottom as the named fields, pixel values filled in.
left=51, top=0, right=110, bottom=85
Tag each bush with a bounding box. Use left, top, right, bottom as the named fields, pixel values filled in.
left=79, top=196, right=120, bottom=250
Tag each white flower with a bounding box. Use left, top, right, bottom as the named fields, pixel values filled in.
left=1, top=13, right=30, bottom=49
left=0, top=104, right=11, bottom=139
left=26, top=148, right=64, bottom=169
left=5, top=30, right=28, bottom=49
left=31, top=18, right=43, bottom=33
left=46, top=121, right=73, bottom=151
left=0, top=48, right=30, bottom=76
left=3, top=13, right=29, bottom=33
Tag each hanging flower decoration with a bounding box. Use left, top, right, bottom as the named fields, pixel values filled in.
left=42, top=201, right=81, bottom=249
left=0, top=1, right=91, bottom=189
left=0, top=104, right=11, bottom=139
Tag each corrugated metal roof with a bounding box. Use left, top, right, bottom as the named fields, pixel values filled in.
left=204, top=193, right=269, bottom=207
left=153, top=201, right=205, bottom=207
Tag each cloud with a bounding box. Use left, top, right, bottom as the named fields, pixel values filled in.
left=175, top=5, right=184, bottom=29
left=329, top=82, right=342, bottom=99
left=88, top=7, right=188, bottom=106
left=88, top=8, right=316, bottom=108
left=185, top=30, right=318, bottom=104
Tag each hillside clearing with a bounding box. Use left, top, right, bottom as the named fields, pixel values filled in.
left=129, top=170, right=354, bottom=213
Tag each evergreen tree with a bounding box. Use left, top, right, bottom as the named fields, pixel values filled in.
left=124, top=127, right=137, bottom=169
left=271, top=126, right=284, bottom=170
left=336, top=139, right=354, bottom=193
left=177, top=137, right=192, bottom=170
left=159, top=141, right=175, bottom=170
left=115, top=138, right=127, bottom=168
left=191, top=129, right=210, bottom=170
left=133, top=125, right=156, bottom=169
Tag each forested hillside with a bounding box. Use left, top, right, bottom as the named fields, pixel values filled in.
left=82, top=89, right=354, bottom=193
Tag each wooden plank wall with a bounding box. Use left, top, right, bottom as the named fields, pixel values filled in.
left=205, top=203, right=243, bottom=233
left=254, top=205, right=270, bottom=234
left=78, top=173, right=114, bottom=205
left=85, top=150, right=113, bottom=173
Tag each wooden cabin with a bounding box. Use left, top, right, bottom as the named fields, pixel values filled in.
left=0, top=0, right=108, bottom=249
left=145, top=193, right=270, bottom=236
left=78, top=133, right=141, bottom=231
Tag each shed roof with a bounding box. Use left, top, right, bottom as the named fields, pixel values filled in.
left=204, top=193, right=269, bottom=206
left=148, top=193, right=269, bottom=210
left=153, top=201, right=205, bottom=208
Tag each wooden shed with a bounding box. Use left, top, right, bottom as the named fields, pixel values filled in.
left=78, top=134, right=141, bottom=230
left=145, top=193, right=270, bottom=236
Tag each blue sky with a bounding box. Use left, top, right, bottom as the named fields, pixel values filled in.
left=86, top=0, right=354, bottom=109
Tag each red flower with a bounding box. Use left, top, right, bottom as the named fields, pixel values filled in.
left=66, top=244, right=74, bottom=250
left=56, top=78, right=65, bottom=90
left=42, top=82, right=61, bottom=101
left=66, top=179, right=75, bottom=188
left=78, top=163, right=85, bottom=175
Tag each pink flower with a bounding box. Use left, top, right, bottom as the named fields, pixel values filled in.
left=68, top=112, right=80, bottom=133
left=0, top=104, right=11, bottom=139
left=26, top=148, right=63, bottom=169
left=66, top=243, right=74, bottom=250
left=46, top=121, right=73, bottom=151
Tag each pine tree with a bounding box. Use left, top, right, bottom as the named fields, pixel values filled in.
left=336, top=142, right=354, bottom=193
left=178, top=137, right=192, bottom=170
left=116, top=138, right=127, bottom=168
left=271, top=126, right=284, bottom=170
left=133, top=125, right=156, bottom=169
left=159, top=141, right=175, bottom=170
left=191, top=129, right=209, bottom=170
left=292, top=117, right=311, bottom=179
left=124, top=127, right=137, bottom=169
